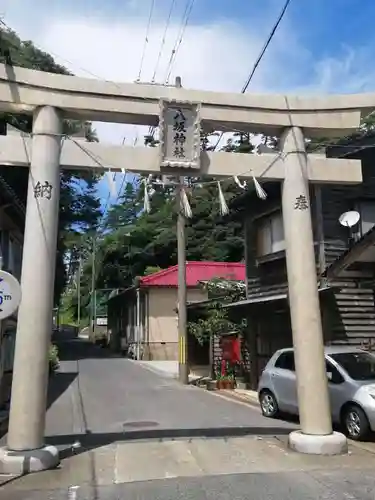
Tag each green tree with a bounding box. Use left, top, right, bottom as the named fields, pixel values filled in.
left=187, top=277, right=246, bottom=344
left=65, top=128, right=252, bottom=319
left=222, top=132, right=254, bottom=154
left=0, top=26, right=102, bottom=304
left=143, top=266, right=162, bottom=275
left=104, top=182, right=140, bottom=232
left=75, top=173, right=245, bottom=304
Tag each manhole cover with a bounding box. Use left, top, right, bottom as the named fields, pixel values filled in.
left=122, top=421, right=159, bottom=428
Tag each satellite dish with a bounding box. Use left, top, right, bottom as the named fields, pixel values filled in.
left=339, top=211, right=360, bottom=228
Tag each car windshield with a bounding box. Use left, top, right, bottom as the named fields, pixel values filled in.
left=330, top=352, right=375, bottom=381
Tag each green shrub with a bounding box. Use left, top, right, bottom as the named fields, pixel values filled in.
left=49, top=344, right=60, bottom=372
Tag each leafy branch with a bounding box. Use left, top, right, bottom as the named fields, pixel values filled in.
left=187, top=277, right=246, bottom=345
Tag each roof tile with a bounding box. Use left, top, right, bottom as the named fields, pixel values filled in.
left=139, top=261, right=245, bottom=287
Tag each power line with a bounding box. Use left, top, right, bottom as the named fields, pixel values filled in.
left=241, top=0, right=292, bottom=93
left=213, top=0, right=292, bottom=151
left=151, top=0, right=177, bottom=83
left=148, top=0, right=196, bottom=139
left=137, top=0, right=156, bottom=82
left=164, top=0, right=196, bottom=84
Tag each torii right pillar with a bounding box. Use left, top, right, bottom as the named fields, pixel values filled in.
left=280, top=127, right=347, bottom=455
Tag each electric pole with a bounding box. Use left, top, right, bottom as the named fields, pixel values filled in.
left=175, top=76, right=189, bottom=385
left=90, top=235, right=96, bottom=338
left=77, top=255, right=81, bottom=330
left=177, top=181, right=188, bottom=384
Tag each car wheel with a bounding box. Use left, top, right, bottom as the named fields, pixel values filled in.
left=342, top=404, right=370, bottom=441
left=259, top=390, right=279, bottom=418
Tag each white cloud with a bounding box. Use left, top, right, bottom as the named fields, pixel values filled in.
left=22, top=17, right=269, bottom=144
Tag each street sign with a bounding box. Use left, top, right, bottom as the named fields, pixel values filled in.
left=0, top=270, right=21, bottom=320
left=96, top=317, right=107, bottom=326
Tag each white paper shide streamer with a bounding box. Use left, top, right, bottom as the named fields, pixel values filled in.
left=252, top=149, right=268, bottom=200
left=180, top=186, right=193, bottom=218
left=252, top=174, right=267, bottom=200
left=217, top=181, right=229, bottom=215
left=106, top=169, right=117, bottom=198
left=233, top=172, right=266, bottom=200
left=233, top=176, right=247, bottom=190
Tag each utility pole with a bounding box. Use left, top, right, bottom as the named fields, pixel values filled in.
left=90, top=235, right=96, bottom=338
left=177, top=181, right=188, bottom=384
left=77, top=255, right=81, bottom=330
left=175, top=76, right=189, bottom=385
left=93, top=289, right=97, bottom=330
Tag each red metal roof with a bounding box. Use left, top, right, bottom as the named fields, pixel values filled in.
left=139, top=261, right=245, bottom=288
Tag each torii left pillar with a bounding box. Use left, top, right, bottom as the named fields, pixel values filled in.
left=0, top=106, right=62, bottom=473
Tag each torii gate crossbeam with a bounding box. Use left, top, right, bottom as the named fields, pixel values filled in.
left=0, top=134, right=362, bottom=183
left=0, top=63, right=372, bottom=473
left=0, top=63, right=374, bottom=137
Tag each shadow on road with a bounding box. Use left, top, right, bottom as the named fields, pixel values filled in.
left=46, top=371, right=78, bottom=410
left=0, top=370, right=78, bottom=442
left=46, top=425, right=293, bottom=460
left=56, top=338, right=122, bottom=362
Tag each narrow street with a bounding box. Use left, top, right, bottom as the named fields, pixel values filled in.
left=45, top=337, right=295, bottom=440
left=2, top=338, right=375, bottom=499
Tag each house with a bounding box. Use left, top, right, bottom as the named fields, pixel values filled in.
left=229, top=134, right=375, bottom=387
left=107, top=261, right=245, bottom=361
left=0, top=173, right=24, bottom=410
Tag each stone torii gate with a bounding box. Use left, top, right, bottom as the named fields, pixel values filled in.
left=0, top=62, right=371, bottom=472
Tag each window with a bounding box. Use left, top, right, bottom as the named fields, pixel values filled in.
left=275, top=351, right=295, bottom=371
left=356, top=201, right=375, bottom=237
left=325, top=359, right=344, bottom=384
left=256, top=212, right=285, bottom=256
left=330, top=351, right=375, bottom=381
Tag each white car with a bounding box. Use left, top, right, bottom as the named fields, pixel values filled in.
left=258, top=346, right=375, bottom=440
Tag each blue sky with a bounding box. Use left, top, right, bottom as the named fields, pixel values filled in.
left=4, top=0, right=375, bottom=207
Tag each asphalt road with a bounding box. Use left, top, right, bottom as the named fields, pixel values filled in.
left=2, top=338, right=375, bottom=499
left=44, top=338, right=295, bottom=444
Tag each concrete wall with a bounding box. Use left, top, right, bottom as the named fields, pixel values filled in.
left=146, top=287, right=207, bottom=361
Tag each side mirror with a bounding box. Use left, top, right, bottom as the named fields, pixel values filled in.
left=327, top=372, right=333, bottom=381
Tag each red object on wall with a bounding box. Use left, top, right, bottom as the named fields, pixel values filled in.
left=232, top=337, right=241, bottom=363
left=221, top=335, right=241, bottom=363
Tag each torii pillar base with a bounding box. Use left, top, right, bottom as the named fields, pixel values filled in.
left=0, top=445, right=59, bottom=475
left=289, top=431, right=348, bottom=455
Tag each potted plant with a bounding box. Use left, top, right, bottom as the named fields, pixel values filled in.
left=223, top=376, right=231, bottom=389
left=226, top=375, right=235, bottom=390
left=217, top=375, right=230, bottom=390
